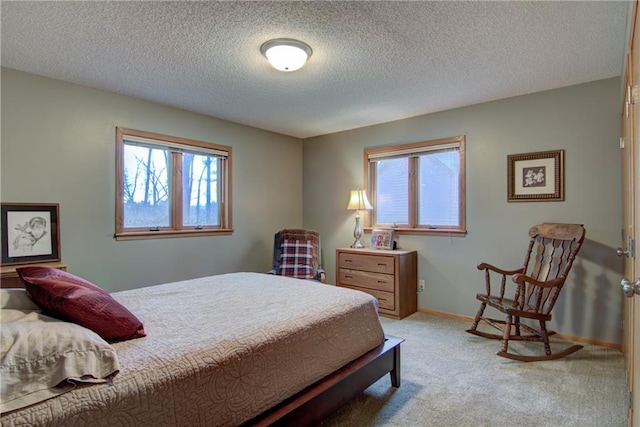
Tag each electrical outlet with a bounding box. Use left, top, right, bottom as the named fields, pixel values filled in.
left=418, top=279, right=425, bottom=292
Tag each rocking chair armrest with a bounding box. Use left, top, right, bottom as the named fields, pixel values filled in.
left=477, top=262, right=523, bottom=276
left=511, top=274, right=564, bottom=289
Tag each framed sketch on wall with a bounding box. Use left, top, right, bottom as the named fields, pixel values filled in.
left=370, top=228, right=394, bottom=250
left=1, top=203, right=61, bottom=265
left=507, top=150, right=564, bottom=202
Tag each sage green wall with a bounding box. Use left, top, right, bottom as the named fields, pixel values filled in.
left=1, top=68, right=303, bottom=291
left=1, top=68, right=623, bottom=344
left=303, top=78, right=623, bottom=345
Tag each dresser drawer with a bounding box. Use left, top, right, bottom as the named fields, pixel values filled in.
left=338, top=269, right=394, bottom=292
left=338, top=252, right=394, bottom=274
left=336, top=248, right=416, bottom=320
left=341, top=285, right=395, bottom=311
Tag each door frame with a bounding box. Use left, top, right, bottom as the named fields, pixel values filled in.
left=621, top=2, right=639, bottom=426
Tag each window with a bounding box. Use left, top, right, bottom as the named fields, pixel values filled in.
left=115, top=128, right=232, bottom=240
left=365, top=135, right=466, bottom=236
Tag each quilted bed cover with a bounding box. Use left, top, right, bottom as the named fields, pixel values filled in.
left=1, top=272, right=385, bottom=426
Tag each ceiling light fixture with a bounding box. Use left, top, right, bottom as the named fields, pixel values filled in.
left=260, top=38, right=312, bottom=72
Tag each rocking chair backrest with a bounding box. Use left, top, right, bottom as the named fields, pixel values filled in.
left=520, top=223, right=585, bottom=315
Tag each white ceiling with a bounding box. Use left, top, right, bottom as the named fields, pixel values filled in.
left=1, top=1, right=630, bottom=139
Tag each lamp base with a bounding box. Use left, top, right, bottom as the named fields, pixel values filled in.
left=351, top=213, right=365, bottom=249
left=351, top=239, right=365, bottom=249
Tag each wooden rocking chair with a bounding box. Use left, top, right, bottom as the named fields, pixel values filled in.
left=466, top=223, right=586, bottom=362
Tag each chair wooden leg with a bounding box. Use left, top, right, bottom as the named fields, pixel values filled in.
left=470, top=302, right=487, bottom=331
left=500, top=315, right=513, bottom=354
left=467, top=302, right=508, bottom=339
left=539, top=320, right=552, bottom=356
left=467, top=302, right=487, bottom=335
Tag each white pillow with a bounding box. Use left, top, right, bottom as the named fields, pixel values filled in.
left=0, top=309, right=120, bottom=413
left=0, top=288, right=40, bottom=311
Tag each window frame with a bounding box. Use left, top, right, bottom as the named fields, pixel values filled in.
left=115, top=127, right=233, bottom=241
left=364, top=135, right=466, bottom=237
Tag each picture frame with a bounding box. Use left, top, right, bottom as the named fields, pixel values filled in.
left=507, top=150, right=564, bottom=202
left=1, top=203, right=61, bottom=266
left=370, top=228, right=394, bottom=250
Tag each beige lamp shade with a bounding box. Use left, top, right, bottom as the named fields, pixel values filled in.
left=347, top=189, right=373, bottom=211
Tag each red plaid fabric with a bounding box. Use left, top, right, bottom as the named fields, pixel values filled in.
left=279, top=239, right=314, bottom=279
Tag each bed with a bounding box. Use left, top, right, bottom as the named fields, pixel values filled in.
left=1, top=271, right=402, bottom=426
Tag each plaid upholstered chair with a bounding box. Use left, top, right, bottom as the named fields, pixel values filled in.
left=267, top=229, right=326, bottom=283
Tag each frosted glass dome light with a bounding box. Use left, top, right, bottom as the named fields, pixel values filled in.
left=260, top=38, right=312, bottom=72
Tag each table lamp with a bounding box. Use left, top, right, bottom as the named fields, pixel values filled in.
left=347, top=189, right=373, bottom=248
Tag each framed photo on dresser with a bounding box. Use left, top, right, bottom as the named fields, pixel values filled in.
left=370, top=228, right=394, bottom=250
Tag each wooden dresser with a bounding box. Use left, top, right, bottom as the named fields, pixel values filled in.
left=336, top=247, right=417, bottom=319
left=0, top=261, right=67, bottom=288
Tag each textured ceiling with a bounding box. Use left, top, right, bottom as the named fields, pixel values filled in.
left=1, top=1, right=630, bottom=139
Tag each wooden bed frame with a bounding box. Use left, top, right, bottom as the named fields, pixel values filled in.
left=248, top=335, right=404, bottom=426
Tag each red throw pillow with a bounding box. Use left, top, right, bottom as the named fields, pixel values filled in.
left=17, top=266, right=145, bottom=342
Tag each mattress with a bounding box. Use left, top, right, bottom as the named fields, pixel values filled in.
left=1, top=272, right=385, bottom=426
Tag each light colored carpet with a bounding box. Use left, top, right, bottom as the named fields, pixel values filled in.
left=321, top=312, right=626, bottom=427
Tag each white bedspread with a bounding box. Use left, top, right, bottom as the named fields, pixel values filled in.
left=0, top=272, right=385, bottom=426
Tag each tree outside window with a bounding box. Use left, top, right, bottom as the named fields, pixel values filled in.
left=115, top=128, right=232, bottom=240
